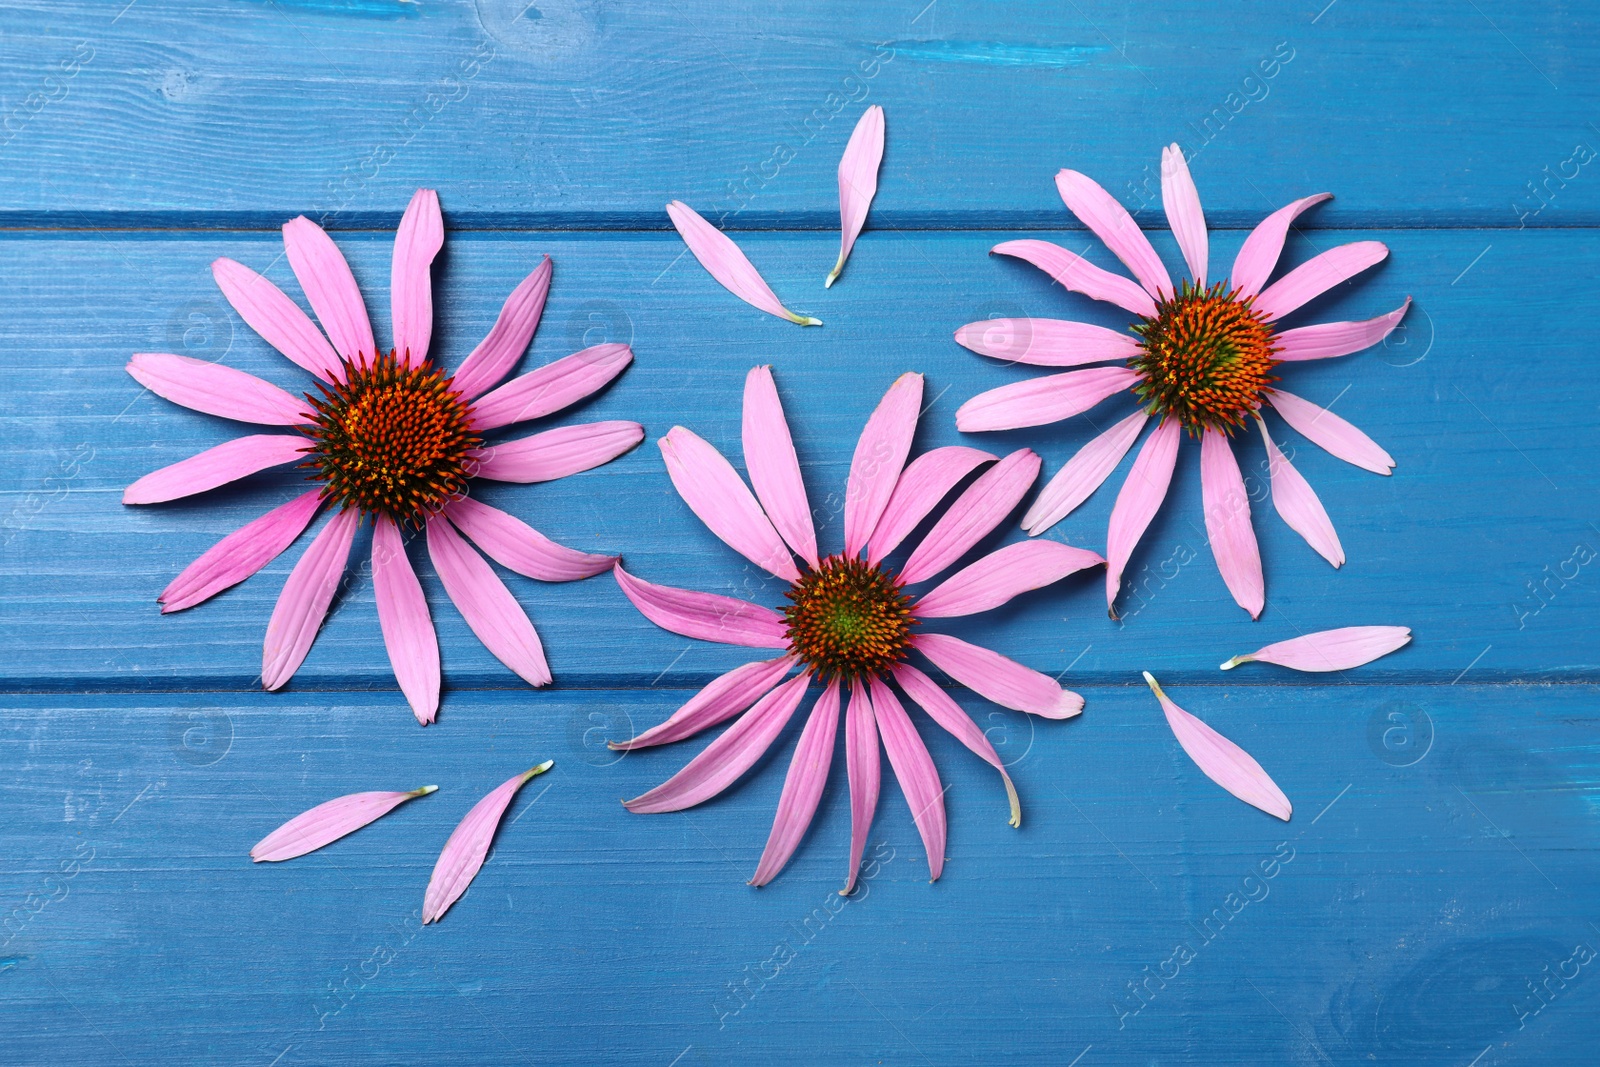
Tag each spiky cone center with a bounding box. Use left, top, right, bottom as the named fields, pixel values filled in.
left=1130, top=281, right=1280, bottom=437
left=783, top=555, right=915, bottom=682
left=301, top=351, right=480, bottom=524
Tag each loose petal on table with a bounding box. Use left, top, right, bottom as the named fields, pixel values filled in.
left=1055, top=168, right=1172, bottom=299
left=667, top=200, right=820, bottom=325
left=899, top=449, right=1039, bottom=585
left=1258, top=418, right=1343, bottom=568
left=1222, top=626, right=1411, bottom=672
left=1275, top=298, right=1411, bottom=361
left=472, top=421, right=644, bottom=484
left=427, top=517, right=550, bottom=687
left=894, top=663, right=1020, bottom=828
left=915, top=540, right=1104, bottom=618
left=444, top=496, right=615, bottom=582
left=1105, top=418, right=1180, bottom=615
left=743, top=365, right=819, bottom=567
left=423, top=761, right=553, bottom=924
left=611, top=565, right=790, bottom=649
left=212, top=257, right=342, bottom=382
left=252, top=785, right=435, bottom=862
left=1143, top=673, right=1291, bottom=821
left=867, top=446, right=997, bottom=565
left=1022, top=410, right=1148, bottom=536
left=955, top=316, right=1141, bottom=367
left=1161, top=143, right=1208, bottom=287
left=955, top=366, right=1139, bottom=432
left=1230, top=193, right=1332, bottom=298
left=128, top=353, right=308, bottom=426
left=371, top=516, right=441, bottom=725
left=159, top=489, right=323, bottom=612
left=261, top=507, right=360, bottom=690
left=914, top=632, right=1082, bottom=719
left=992, top=239, right=1158, bottom=319
left=844, top=372, right=923, bottom=558
left=842, top=679, right=881, bottom=896
left=1267, top=389, right=1395, bottom=474
left=470, top=343, right=632, bottom=431
left=750, top=680, right=840, bottom=886
left=282, top=215, right=375, bottom=363
left=1200, top=428, right=1264, bottom=619
left=452, top=256, right=552, bottom=399
left=390, top=188, right=444, bottom=367
left=826, top=104, right=884, bottom=288
left=659, top=426, right=799, bottom=580
left=610, top=655, right=797, bottom=751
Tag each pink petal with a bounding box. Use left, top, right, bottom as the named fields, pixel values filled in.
left=611, top=564, right=790, bottom=648
left=743, top=365, right=818, bottom=567
left=954, top=317, right=1141, bottom=367
left=1105, top=418, right=1180, bottom=616
left=160, top=490, right=323, bottom=613
left=127, top=353, right=307, bottom=426
left=609, top=655, right=796, bottom=750
left=900, top=449, right=1040, bottom=585
left=1054, top=169, right=1172, bottom=300
left=281, top=215, right=375, bottom=363
left=992, top=239, right=1158, bottom=319
left=423, top=761, right=553, bottom=923
left=867, top=446, right=997, bottom=566
left=1222, top=625, right=1412, bottom=672
left=1275, top=298, right=1412, bottom=361
left=1022, top=410, right=1148, bottom=536
left=1230, top=193, right=1332, bottom=298
left=444, top=496, right=614, bottom=582
left=261, top=507, right=359, bottom=690
left=915, top=540, right=1104, bottom=618
left=868, top=677, right=945, bottom=882
left=1200, top=429, right=1264, bottom=619
left=667, top=200, right=820, bottom=326
left=1267, top=388, right=1394, bottom=474
left=390, top=188, right=444, bottom=367
left=469, top=343, right=633, bottom=431
left=371, top=516, right=440, bottom=725
left=1258, top=418, right=1343, bottom=568
left=894, top=663, right=1019, bottom=827
left=472, top=421, right=644, bottom=484
left=1143, top=673, right=1291, bottom=821
left=1252, top=241, right=1389, bottom=322
left=750, top=680, right=840, bottom=886
left=658, top=426, right=799, bottom=580
left=452, top=257, right=552, bottom=399
left=427, top=517, right=550, bottom=686
left=826, top=105, right=884, bottom=289
left=123, top=434, right=310, bottom=505
left=914, top=633, right=1082, bottom=719
left=252, top=785, right=436, bottom=862
left=844, top=371, right=924, bottom=558
left=212, top=258, right=342, bottom=382
left=623, top=673, right=811, bottom=813
left=1160, top=143, right=1208, bottom=287
left=842, top=678, right=880, bottom=895
left=955, top=366, right=1139, bottom=432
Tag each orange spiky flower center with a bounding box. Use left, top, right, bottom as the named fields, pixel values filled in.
left=1130, top=281, right=1280, bottom=436
left=301, top=351, right=480, bottom=523
left=783, top=554, right=916, bottom=682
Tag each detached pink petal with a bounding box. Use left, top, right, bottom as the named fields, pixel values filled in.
left=445, top=496, right=614, bottom=582
left=1106, top=418, right=1180, bottom=616
left=1022, top=410, right=1147, bottom=536
left=894, top=663, right=1019, bottom=827
left=470, top=343, right=633, bottom=431
left=955, top=317, right=1141, bottom=367
left=867, top=446, right=997, bottom=566
left=659, top=426, right=799, bottom=580
left=282, top=215, right=375, bottom=363
left=610, top=655, right=796, bottom=750
left=1160, top=143, right=1208, bottom=287
left=826, top=105, right=884, bottom=288
left=992, top=240, right=1158, bottom=319
left=1055, top=168, right=1172, bottom=299
left=1222, top=626, right=1411, bottom=672
left=1267, top=388, right=1395, bottom=474
left=427, top=517, right=550, bottom=687
left=1253, top=241, right=1389, bottom=322
left=159, top=490, right=323, bottom=612
left=611, top=564, right=789, bottom=649
left=915, top=633, right=1082, bottom=719
left=390, top=188, right=444, bottom=367
left=844, top=371, right=924, bottom=558
left=472, top=421, right=644, bottom=484
left=1200, top=429, right=1264, bottom=620
left=128, top=353, right=307, bottom=426
left=123, top=434, right=310, bottom=505
left=750, top=680, right=840, bottom=886
left=212, top=258, right=342, bottom=382
left=842, top=679, right=881, bottom=895
left=868, top=678, right=945, bottom=883
left=452, top=257, right=552, bottom=399
left=371, top=516, right=440, bottom=725
left=743, top=366, right=819, bottom=568
left=900, top=449, right=1040, bottom=585
left=1275, top=298, right=1411, bottom=361
left=1143, top=673, right=1291, bottom=821
left=955, top=366, right=1138, bottom=432
left=423, top=761, right=553, bottom=923
left=916, top=540, right=1104, bottom=618
left=1230, top=193, right=1332, bottom=298
left=261, top=507, right=360, bottom=690
left=1258, top=418, right=1343, bottom=568
left=252, top=785, right=436, bottom=862
left=667, top=200, right=820, bottom=326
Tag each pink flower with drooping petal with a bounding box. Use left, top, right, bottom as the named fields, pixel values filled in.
left=826, top=105, right=885, bottom=288
left=666, top=200, right=821, bottom=326
left=1221, top=625, right=1411, bottom=672
left=956, top=145, right=1408, bottom=619
left=251, top=784, right=436, bottom=862
left=1142, top=672, right=1291, bottom=821
left=124, top=190, right=642, bottom=725
left=423, top=761, right=553, bottom=924
left=612, top=366, right=1103, bottom=890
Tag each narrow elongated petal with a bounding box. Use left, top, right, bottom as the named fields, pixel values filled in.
left=1023, top=410, right=1148, bottom=535
left=1160, top=143, right=1208, bottom=287
left=667, top=201, right=820, bottom=325
left=842, top=679, right=880, bottom=895
left=868, top=678, right=945, bottom=882
left=750, top=681, right=841, bottom=886
left=894, top=663, right=1019, bottom=827
left=252, top=785, right=436, bottom=862
left=1143, top=673, right=1291, bottom=821
left=423, top=761, right=553, bottom=923
left=659, top=426, right=799, bottom=580
left=900, top=449, right=1039, bottom=585
left=955, top=317, right=1141, bottom=367
left=1258, top=418, right=1343, bottom=568
left=1200, top=429, right=1264, bottom=619
left=1055, top=169, right=1172, bottom=299
left=992, top=240, right=1158, bottom=319
left=1275, top=299, right=1411, bottom=361
left=914, top=633, right=1082, bottom=719
left=261, top=507, right=360, bottom=690
left=611, top=565, right=789, bottom=648
left=826, top=105, right=884, bottom=288
left=472, top=421, right=644, bottom=484
left=916, top=540, right=1104, bottom=618
left=212, top=258, right=342, bottom=382
left=1253, top=241, right=1389, bottom=322
left=452, top=257, right=552, bottom=399
left=1230, top=193, right=1332, bottom=298
left=445, top=496, right=614, bottom=582
left=623, top=673, right=811, bottom=813
left=743, top=365, right=818, bottom=567
left=371, top=516, right=440, bottom=725
left=610, top=656, right=796, bottom=750
left=282, top=215, right=375, bottom=363
left=128, top=353, right=307, bottom=426
left=867, top=446, right=996, bottom=565
left=123, top=434, right=310, bottom=505
left=1267, top=388, right=1394, bottom=474
left=390, top=188, right=444, bottom=367
left=160, top=490, right=323, bottom=612
left=427, top=517, right=550, bottom=686
left=470, top=343, right=632, bottom=431
left=844, top=371, right=923, bottom=558
left=1106, top=418, right=1180, bottom=615
left=1222, top=626, right=1411, bottom=672
left=955, top=366, right=1138, bottom=432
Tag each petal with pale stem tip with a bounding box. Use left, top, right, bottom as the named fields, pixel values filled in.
left=826, top=105, right=884, bottom=288
left=1143, top=673, right=1291, bottom=821
left=667, top=200, right=820, bottom=325
left=1222, top=626, right=1411, bottom=672
left=252, top=785, right=435, bottom=862
left=423, top=762, right=552, bottom=923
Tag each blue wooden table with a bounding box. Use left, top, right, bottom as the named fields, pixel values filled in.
left=2, top=2, right=1598, bottom=1063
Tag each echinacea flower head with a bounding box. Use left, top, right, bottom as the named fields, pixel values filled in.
left=612, top=366, right=1103, bottom=890
left=955, top=144, right=1409, bottom=620
left=124, top=190, right=643, bottom=724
